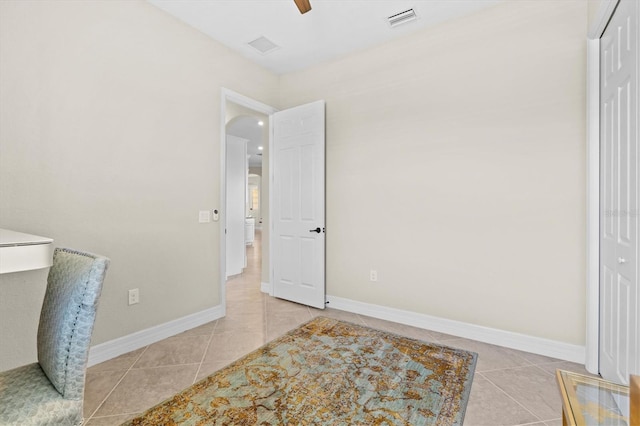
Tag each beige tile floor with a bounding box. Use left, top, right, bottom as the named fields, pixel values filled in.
left=84, top=231, right=593, bottom=425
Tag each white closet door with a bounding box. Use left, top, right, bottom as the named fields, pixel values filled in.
left=599, top=0, right=639, bottom=385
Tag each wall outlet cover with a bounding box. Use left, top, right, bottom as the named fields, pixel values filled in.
left=128, top=288, right=140, bottom=305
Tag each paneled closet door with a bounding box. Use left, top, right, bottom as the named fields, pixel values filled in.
left=599, top=0, right=639, bottom=385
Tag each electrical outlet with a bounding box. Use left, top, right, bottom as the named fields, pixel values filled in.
left=370, top=270, right=378, bottom=282
left=128, top=288, right=139, bottom=305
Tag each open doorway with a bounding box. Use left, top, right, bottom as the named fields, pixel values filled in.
left=225, top=118, right=262, bottom=278
left=219, top=89, right=327, bottom=315
left=220, top=89, right=277, bottom=316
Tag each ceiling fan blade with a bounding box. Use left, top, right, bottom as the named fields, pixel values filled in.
left=293, top=0, right=312, bottom=14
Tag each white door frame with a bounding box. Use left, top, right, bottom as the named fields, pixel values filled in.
left=585, top=0, right=620, bottom=374
left=219, top=88, right=277, bottom=315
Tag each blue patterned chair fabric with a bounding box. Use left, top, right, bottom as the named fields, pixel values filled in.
left=0, top=248, right=110, bottom=426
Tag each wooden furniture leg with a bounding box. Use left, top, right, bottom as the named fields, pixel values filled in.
left=631, top=374, right=639, bottom=426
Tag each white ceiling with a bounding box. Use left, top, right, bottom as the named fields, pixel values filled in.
left=147, top=0, right=501, bottom=75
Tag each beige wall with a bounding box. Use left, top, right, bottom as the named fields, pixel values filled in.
left=0, top=0, right=278, bottom=371
left=0, top=0, right=589, bottom=371
left=280, top=0, right=588, bottom=345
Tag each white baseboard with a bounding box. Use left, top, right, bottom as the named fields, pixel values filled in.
left=87, top=304, right=225, bottom=367
left=261, top=281, right=271, bottom=295
left=326, top=295, right=585, bottom=364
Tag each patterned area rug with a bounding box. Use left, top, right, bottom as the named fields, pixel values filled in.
left=122, top=316, right=477, bottom=425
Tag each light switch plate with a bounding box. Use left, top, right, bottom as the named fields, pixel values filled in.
left=199, top=210, right=211, bottom=223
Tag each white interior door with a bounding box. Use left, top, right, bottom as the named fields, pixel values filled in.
left=599, top=0, right=639, bottom=385
left=272, top=100, right=325, bottom=309
left=226, top=135, right=248, bottom=277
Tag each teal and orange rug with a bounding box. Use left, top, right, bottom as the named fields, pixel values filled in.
left=123, top=316, right=477, bottom=425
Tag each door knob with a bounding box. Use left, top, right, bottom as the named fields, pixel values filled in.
left=309, top=227, right=321, bottom=233
left=618, top=257, right=627, bottom=264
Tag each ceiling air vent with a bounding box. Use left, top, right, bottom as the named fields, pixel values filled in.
left=248, top=36, right=279, bottom=54
left=387, top=9, right=417, bottom=28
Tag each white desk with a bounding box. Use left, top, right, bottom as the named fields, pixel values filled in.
left=0, top=229, right=53, bottom=274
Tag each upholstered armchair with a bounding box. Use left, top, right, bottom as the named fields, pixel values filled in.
left=0, top=248, right=110, bottom=425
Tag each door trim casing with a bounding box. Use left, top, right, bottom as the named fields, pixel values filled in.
left=219, top=88, right=277, bottom=315
left=585, top=0, right=619, bottom=374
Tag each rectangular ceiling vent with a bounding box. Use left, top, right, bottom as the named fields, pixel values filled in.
left=387, top=9, right=417, bottom=28
left=248, top=36, right=279, bottom=54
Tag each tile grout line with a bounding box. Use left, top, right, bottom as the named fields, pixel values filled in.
left=532, top=363, right=563, bottom=379
left=86, top=410, right=145, bottom=422
left=526, top=364, right=575, bottom=424
left=85, top=345, right=150, bottom=423
left=478, top=371, right=545, bottom=425
left=192, top=320, right=219, bottom=384
left=128, top=361, right=205, bottom=371
left=478, top=364, right=548, bottom=374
